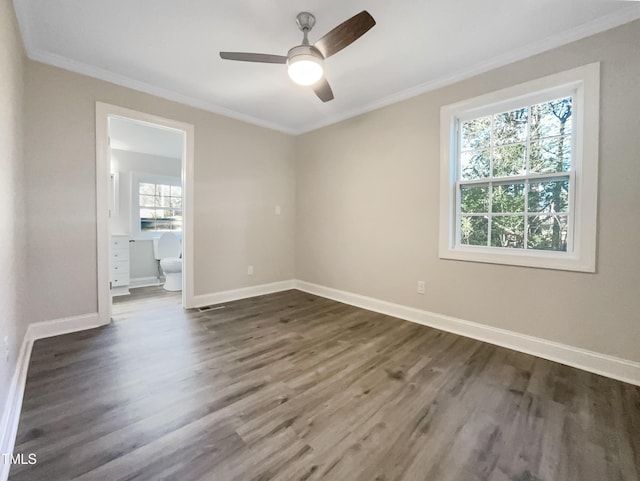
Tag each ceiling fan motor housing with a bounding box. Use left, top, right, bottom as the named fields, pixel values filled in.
left=287, top=45, right=323, bottom=63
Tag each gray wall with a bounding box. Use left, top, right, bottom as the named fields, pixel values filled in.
left=0, top=0, right=27, bottom=420
left=24, top=61, right=296, bottom=322
left=295, top=20, right=640, bottom=362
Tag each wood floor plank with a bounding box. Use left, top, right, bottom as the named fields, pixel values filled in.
left=8, top=287, right=640, bottom=481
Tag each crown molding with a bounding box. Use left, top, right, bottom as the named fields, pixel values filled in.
left=295, top=4, right=640, bottom=134
left=12, top=1, right=640, bottom=136
left=26, top=48, right=298, bottom=135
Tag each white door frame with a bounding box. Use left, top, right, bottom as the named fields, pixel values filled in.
left=95, top=102, right=196, bottom=325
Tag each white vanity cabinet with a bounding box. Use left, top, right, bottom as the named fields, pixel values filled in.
left=111, top=235, right=130, bottom=296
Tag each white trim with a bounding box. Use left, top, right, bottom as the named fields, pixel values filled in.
left=290, top=6, right=638, bottom=134
left=439, top=63, right=599, bottom=272
left=12, top=1, right=640, bottom=135
left=0, top=337, right=32, bottom=481
left=190, top=280, right=296, bottom=309
left=294, top=280, right=640, bottom=386
left=109, top=171, right=120, bottom=217
left=182, top=119, right=196, bottom=309
left=26, top=313, right=102, bottom=341
left=96, top=102, right=196, bottom=313
left=111, top=286, right=130, bottom=297
left=24, top=48, right=297, bottom=135
left=96, top=105, right=111, bottom=326
left=129, top=276, right=163, bottom=288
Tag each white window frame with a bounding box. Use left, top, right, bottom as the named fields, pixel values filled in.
left=439, top=63, right=599, bottom=272
left=131, top=172, right=182, bottom=240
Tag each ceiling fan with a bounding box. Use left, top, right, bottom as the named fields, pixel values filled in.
left=219, top=10, right=376, bottom=102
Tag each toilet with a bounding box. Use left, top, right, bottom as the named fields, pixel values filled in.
left=153, top=233, right=182, bottom=291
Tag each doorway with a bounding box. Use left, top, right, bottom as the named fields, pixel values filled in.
left=96, top=103, right=195, bottom=324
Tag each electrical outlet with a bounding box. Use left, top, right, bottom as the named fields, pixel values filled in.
left=417, top=281, right=426, bottom=295
left=248, top=265, right=254, bottom=276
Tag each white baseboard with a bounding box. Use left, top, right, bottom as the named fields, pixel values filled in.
left=0, top=336, right=32, bottom=481
left=129, top=276, right=163, bottom=288
left=190, top=280, right=296, bottom=309
left=26, top=313, right=102, bottom=341
left=294, top=280, right=640, bottom=386
left=1, top=312, right=100, bottom=480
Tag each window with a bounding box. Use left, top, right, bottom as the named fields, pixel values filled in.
left=439, top=64, right=599, bottom=272
left=132, top=174, right=182, bottom=236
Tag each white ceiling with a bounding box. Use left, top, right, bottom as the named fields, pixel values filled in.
left=14, top=0, right=640, bottom=134
left=109, top=116, right=184, bottom=159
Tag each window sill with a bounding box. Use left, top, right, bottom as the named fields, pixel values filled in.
left=439, top=245, right=595, bottom=272
left=131, top=232, right=182, bottom=242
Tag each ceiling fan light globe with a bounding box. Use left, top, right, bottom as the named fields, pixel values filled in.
left=287, top=55, right=324, bottom=86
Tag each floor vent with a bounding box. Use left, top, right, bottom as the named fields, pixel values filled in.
left=198, top=305, right=227, bottom=312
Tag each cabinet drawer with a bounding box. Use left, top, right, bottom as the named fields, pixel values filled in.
left=111, top=260, right=129, bottom=276
left=111, top=276, right=129, bottom=287
left=111, top=249, right=129, bottom=261
left=112, top=237, right=129, bottom=249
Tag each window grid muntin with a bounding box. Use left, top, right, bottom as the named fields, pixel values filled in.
left=456, top=94, right=575, bottom=253
left=139, top=181, right=182, bottom=232
left=457, top=176, right=572, bottom=250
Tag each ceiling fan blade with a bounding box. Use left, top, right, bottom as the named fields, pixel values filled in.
left=313, top=77, right=334, bottom=102
left=314, top=10, right=376, bottom=59
left=219, top=52, right=287, bottom=64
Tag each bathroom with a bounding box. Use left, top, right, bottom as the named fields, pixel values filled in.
left=108, top=116, right=185, bottom=297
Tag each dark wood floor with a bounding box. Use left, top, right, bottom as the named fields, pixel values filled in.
left=9, top=287, right=640, bottom=481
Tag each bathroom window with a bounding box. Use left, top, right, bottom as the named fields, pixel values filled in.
left=439, top=64, right=599, bottom=272
left=132, top=173, right=182, bottom=236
